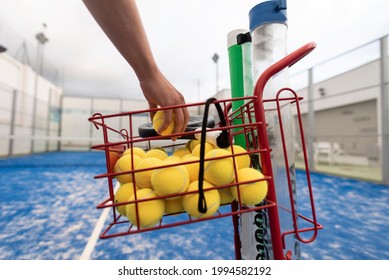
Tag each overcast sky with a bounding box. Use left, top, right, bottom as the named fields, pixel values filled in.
left=1, top=0, right=389, bottom=102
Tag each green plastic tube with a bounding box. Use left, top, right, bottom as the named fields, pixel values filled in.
left=227, top=29, right=248, bottom=149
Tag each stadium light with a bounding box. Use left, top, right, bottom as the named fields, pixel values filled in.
left=212, top=53, right=219, bottom=94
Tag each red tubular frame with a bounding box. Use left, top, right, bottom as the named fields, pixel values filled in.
left=252, top=42, right=322, bottom=259
left=275, top=88, right=321, bottom=246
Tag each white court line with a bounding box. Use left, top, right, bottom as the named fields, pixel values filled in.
left=79, top=183, right=119, bottom=260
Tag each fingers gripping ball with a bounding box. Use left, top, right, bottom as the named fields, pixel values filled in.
left=114, top=182, right=138, bottom=216
left=204, top=149, right=235, bottom=186
left=126, top=188, right=165, bottom=228
left=153, top=110, right=175, bottom=136
left=227, top=145, right=251, bottom=169
left=114, top=155, right=142, bottom=184
left=183, top=180, right=220, bottom=219
left=151, top=160, right=190, bottom=198
left=231, top=167, right=268, bottom=206
left=134, top=157, right=162, bottom=189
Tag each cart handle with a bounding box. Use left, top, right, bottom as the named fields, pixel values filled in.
left=253, top=42, right=316, bottom=101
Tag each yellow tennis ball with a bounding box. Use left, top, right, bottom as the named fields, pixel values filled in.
left=164, top=197, right=184, bottom=215
left=185, top=139, right=200, bottom=152
left=152, top=110, right=175, bottom=136
left=231, top=167, right=268, bottom=206
left=114, top=154, right=142, bottom=184
left=173, top=147, right=191, bottom=158
left=123, top=146, right=145, bottom=158
left=183, top=180, right=220, bottom=219
left=143, top=149, right=168, bottom=160
left=191, top=140, right=201, bottom=151
left=191, top=142, right=214, bottom=157
left=151, top=160, right=190, bottom=198
left=204, top=148, right=235, bottom=186
left=114, top=182, right=138, bottom=216
left=151, top=146, right=167, bottom=153
left=165, top=155, right=182, bottom=162
left=182, top=155, right=200, bottom=182
left=134, top=157, right=162, bottom=189
left=126, top=188, right=165, bottom=228
left=182, top=154, right=193, bottom=160
left=228, top=145, right=251, bottom=169
left=218, top=187, right=234, bottom=204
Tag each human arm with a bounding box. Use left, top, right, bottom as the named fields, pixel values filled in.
left=82, top=0, right=189, bottom=136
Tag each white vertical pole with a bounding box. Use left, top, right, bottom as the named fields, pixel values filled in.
left=31, top=25, right=49, bottom=154
left=8, top=89, right=17, bottom=157
left=30, top=44, right=41, bottom=154
left=380, top=36, right=389, bottom=185
left=45, top=89, right=52, bottom=152
left=307, top=68, right=315, bottom=171
left=57, top=94, right=63, bottom=151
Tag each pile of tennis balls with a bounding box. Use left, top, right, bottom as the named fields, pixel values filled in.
left=111, top=140, right=268, bottom=229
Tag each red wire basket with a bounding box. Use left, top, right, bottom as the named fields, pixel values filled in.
left=88, top=43, right=322, bottom=260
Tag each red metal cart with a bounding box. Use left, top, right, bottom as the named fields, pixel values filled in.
left=89, top=42, right=322, bottom=260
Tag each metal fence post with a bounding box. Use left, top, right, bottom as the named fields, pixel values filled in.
left=45, top=89, right=52, bottom=152
left=307, top=68, right=315, bottom=171
left=30, top=73, right=39, bottom=154
left=8, top=89, right=18, bottom=157
left=57, top=94, right=63, bottom=151
left=380, top=36, right=389, bottom=185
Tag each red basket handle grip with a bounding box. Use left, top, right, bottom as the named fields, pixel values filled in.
left=254, top=42, right=316, bottom=101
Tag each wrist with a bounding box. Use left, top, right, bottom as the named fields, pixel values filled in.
left=136, top=62, right=161, bottom=83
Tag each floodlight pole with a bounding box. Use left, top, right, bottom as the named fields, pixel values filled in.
left=212, top=53, right=219, bottom=95
left=197, top=78, right=201, bottom=114
left=31, top=24, right=49, bottom=153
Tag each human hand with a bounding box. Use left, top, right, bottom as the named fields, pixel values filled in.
left=140, top=71, right=190, bottom=140
left=82, top=0, right=189, bottom=138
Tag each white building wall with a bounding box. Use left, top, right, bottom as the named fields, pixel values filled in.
left=293, top=59, right=383, bottom=159
left=297, top=60, right=380, bottom=114
left=0, top=53, right=63, bottom=156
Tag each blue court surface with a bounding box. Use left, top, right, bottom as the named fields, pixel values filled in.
left=1, top=151, right=388, bottom=260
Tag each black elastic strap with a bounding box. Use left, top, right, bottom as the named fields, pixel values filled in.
left=198, top=98, right=230, bottom=213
